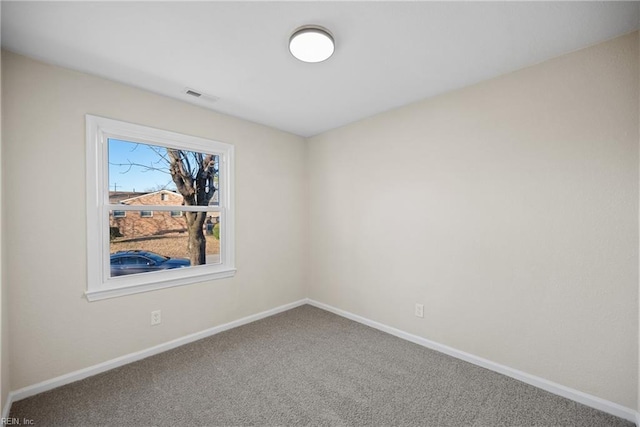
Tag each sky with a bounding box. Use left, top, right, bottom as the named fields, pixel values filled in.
left=108, top=139, right=177, bottom=192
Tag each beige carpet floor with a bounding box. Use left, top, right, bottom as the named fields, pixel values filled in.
left=9, top=305, right=634, bottom=426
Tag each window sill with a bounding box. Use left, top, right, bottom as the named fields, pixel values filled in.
left=85, top=268, right=237, bottom=301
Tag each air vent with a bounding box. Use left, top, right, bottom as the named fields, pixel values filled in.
left=184, top=87, right=219, bottom=103
left=185, top=89, right=202, bottom=98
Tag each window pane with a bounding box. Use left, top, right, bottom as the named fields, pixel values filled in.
left=108, top=138, right=220, bottom=207
left=109, top=210, right=221, bottom=277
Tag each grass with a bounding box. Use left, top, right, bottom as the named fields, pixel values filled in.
left=111, top=232, right=220, bottom=259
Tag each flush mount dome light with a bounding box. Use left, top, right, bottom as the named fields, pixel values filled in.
left=289, top=26, right=335, bottom=63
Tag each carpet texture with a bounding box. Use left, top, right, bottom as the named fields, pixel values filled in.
left=9, top=305, right=633, bottom=426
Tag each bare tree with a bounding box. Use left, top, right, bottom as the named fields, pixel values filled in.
left=166, top=149, right=218, bottom=265
left=112, top=145, right=218, bottom=266
left=144, top=183, right=173, bottom=193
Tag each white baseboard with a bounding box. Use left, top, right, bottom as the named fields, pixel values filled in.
left=306, top=299, right=639, bottom=425
left=6, top=299, right=307, bottom=409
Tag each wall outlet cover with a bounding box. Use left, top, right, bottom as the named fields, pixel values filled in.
left=151, top=310, right=162, bottom=326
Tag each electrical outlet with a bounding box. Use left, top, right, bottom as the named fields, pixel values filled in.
left=151, top=310, right=161, bottom=326
left=415, top=303, right=424, bottom=318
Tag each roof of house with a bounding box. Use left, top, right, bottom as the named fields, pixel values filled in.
left=116, top=190, right=181, bottom=204
left=109, top=191, right=149, bottom=204
left=109, top=189, right=219, bottom=206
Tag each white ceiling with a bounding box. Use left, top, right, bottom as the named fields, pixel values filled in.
left=2, top=2, right=638, bottom=137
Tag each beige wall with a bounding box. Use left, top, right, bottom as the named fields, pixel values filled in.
left=308, top=32, right=639, bottom=408
left=2, top=50, right=308, bottom=391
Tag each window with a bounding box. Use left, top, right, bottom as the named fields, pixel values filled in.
left=86, top=115, right=235, bottom=301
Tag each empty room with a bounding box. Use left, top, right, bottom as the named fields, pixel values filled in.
left=0, top=1, right=639, bottom=426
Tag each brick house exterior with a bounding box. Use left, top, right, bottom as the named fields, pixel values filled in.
left=110, top=190, right=219, bottom=238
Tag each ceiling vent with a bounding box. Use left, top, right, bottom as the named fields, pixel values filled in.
left=184, top=88, right=219, bottom=103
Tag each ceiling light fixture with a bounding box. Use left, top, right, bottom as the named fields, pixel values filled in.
left=289, top=26, right=335, bottom=63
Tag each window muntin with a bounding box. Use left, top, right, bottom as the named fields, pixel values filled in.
left=86, top=115, right=235, bottom=301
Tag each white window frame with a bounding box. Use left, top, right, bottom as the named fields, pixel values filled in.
left=86, top=115, right=236, bottom=301
left=140, top=210, right=153, bottom=218
left=113, top=210, right=126, bottom=218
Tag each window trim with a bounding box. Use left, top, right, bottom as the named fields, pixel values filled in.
left=140, top=210, right=153, bottom=218
left=86, top=115, right=236, bottom=301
